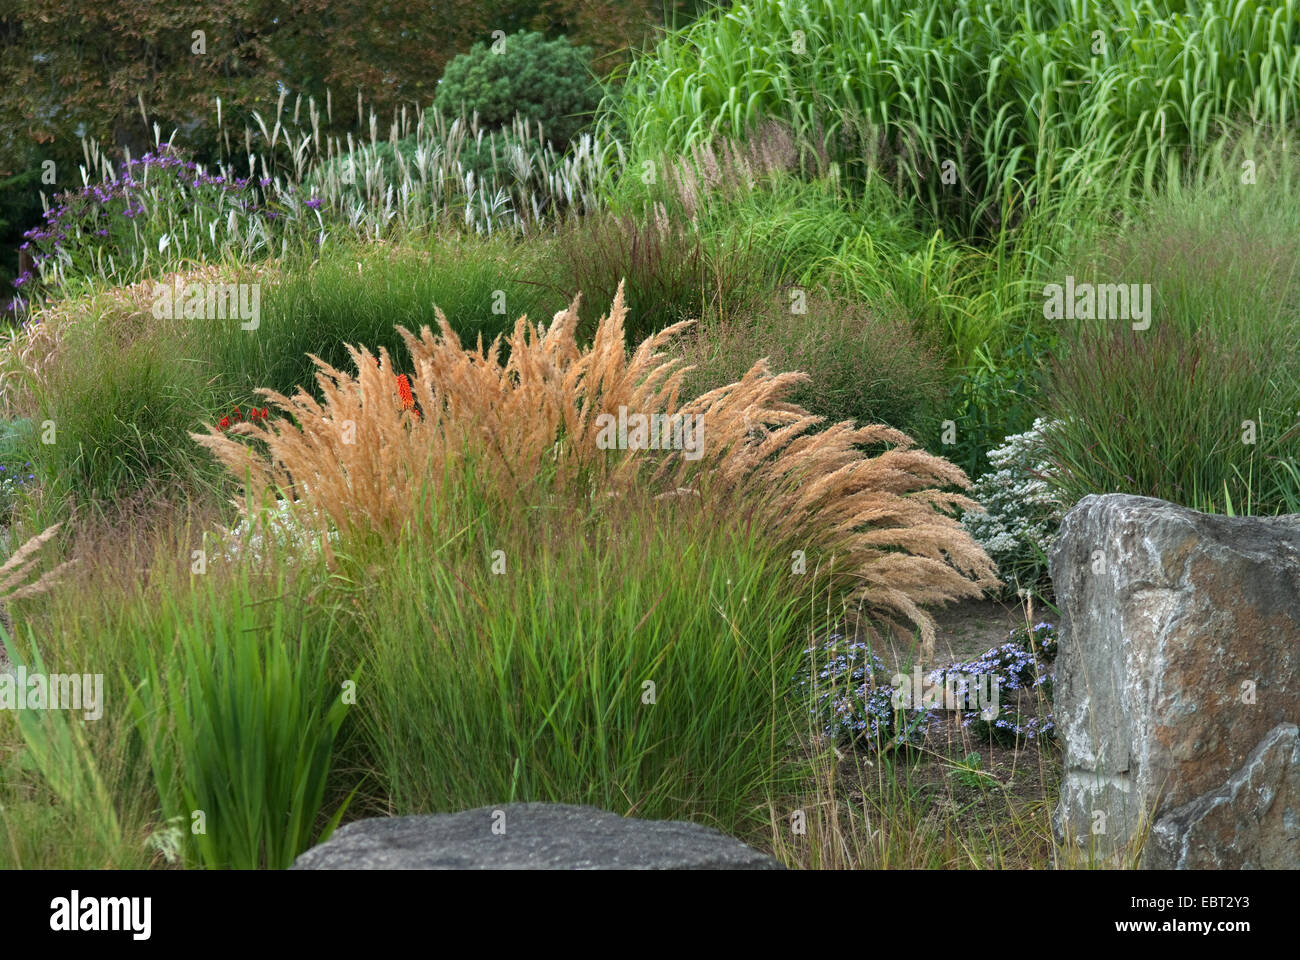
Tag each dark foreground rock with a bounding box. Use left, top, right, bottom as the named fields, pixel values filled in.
left=291, top=802, right=784, bottom=870
left=1050, top=493, right=1300, bottom=868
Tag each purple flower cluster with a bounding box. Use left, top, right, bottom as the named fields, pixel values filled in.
left=928, top=622, right=1058, bottom=744
left=0, top=461, right=36, bottom=483
left=973, top=714, right=1055, bottom=740
left=799, top=633, right=936, bottom=749
left=800, top=622, right=1059, bottom=752
left=0, top=457, right=36, bottom=522
left=10, top=142, right=324, bottom=305
left=14, top=145, right=198, bottom=289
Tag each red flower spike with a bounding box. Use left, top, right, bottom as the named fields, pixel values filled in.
left=396, top=374, right=415, bottom=411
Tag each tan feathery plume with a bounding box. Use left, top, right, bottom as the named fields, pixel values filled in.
left=192, top=283, right=999, bottom=658
left=0, top=523, right=77, bottom=606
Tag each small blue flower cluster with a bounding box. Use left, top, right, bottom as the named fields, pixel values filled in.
left=0, top=459, right=36, bottom=521
left=799, top=623, right=1059, bottom=750
left=798, top=632, right=936, bottom=750
left=928, top=622, right=1058, bottom=743
left=973, top=713, right=1055, bottom=740
left=0, top=460, right=35, bottom=481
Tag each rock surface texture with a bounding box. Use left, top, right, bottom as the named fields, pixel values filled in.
left=1050, top=493, right=1300, bottom=868
left=291, top=802, right=784, bottom=870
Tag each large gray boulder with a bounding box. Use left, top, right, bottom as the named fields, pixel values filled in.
left=291, top=802, right=784, bottom=870
left=1050, top=493, right=1300, bottom=868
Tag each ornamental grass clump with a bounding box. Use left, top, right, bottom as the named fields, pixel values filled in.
left=193, top=283, right=998, bottom=655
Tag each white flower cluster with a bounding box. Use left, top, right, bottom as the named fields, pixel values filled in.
left=962, top=418, right=1066, bottom=593
left=0, top=474, right=21, bottom=518
left=207, top=498, right=337, bottom=566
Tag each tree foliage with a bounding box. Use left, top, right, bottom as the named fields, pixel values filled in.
left=433, top=30, right=601, bottom=148
left=0, top=0, right=674, bottom=175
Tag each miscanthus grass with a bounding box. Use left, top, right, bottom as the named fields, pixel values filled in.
left=608, top=0, right=1300, bottom=231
